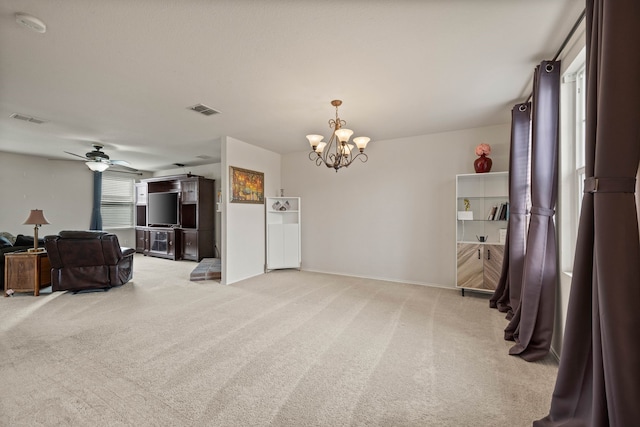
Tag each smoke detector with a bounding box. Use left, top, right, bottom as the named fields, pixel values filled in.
left=15, top=13, right=46, bottom=33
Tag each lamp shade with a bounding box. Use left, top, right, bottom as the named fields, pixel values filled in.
left=335, top=128, right=354, bottom=143
left=353, top=136, right=370, bottom=151
left=306, top=134, right=324, bottom=149
left=23, top=209, right=49, bottom=225
left=86, top=161, right=109, bottom=172
left=315, top=142, right=327, bottom=153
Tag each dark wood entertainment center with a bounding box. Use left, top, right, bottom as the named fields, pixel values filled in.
left=134, top=174, right=215, bottom=262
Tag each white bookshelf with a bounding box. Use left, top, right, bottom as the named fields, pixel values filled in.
left=265, top=197, right=301, bottom=271
left=455, top=172, right=508, bottom=294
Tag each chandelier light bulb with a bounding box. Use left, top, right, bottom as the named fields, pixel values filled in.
left=306, top=134, right=324, bottom=149
left=341, top=144, right=355, bottom=155
left=315, top=142, right=327, bottom=153
left=353, top=137, right=370, bottom=152
left=335, top=128, right=354, bottom=143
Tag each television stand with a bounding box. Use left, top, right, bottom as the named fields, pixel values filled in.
left=134, top=174, right=215, bottom=261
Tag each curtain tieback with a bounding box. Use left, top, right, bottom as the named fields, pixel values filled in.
left=583, top=177, right=636, bottom=193
left=530, top=206, right=555, bottom=217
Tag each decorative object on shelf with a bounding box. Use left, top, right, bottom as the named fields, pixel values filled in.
left=280, top=189, right=284, bottom=197
left=307, top=100, right=371, bottom=172
left=474, top=143, right=492, bottom=173
left=230, top=166, right=264, bottom=204
left=477, top=235, right=488, bottom=242
left=284, top=201, right=290, bottom=210
left=272, top=201, right=282, bottom=211
left=458, top=197, right=473, bottom=220
left=458, top=211, right=473, bottom=220
left=23, top=209, right=49, bottom=252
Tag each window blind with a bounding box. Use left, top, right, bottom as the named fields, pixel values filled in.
left=101, top=175, right=134, bottom=228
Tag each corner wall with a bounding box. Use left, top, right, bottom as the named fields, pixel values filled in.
left=281, top=124, right=510, bottom=287
left=0, top=152, right=94, bottom=239
left=222, top=137, right=281, bottom=285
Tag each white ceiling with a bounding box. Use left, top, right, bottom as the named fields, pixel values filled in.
left=0, top=0, right=584, bottom=172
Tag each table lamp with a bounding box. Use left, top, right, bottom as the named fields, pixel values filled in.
left=23, top=209, right=50, bottom=252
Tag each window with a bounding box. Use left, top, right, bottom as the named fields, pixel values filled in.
left=101, top=174, right=134, bottom=228
left=575, top=66, right=586, bottom=216
left=559, top=48, right=586, bottom=275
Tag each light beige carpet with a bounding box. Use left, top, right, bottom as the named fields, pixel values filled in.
left=0, top=254, right=557, bottom=426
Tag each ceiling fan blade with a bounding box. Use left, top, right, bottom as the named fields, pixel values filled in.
left=64, top=151, right=89, bottom=160
left=110, top=159, right=131, bottom=166
left=110, top=163, right=139, bottom=173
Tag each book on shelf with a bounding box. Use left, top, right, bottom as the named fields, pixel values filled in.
left=491, top=202, right=510, bottom=221
left=497, top=203, right=505, bottom=221
left=487, top=205, right=498, bottom=220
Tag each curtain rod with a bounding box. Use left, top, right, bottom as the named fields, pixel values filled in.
left=524, top=9, right=586, bottom=104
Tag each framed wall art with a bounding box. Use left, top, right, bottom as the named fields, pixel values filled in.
left=230, top=166, right=264, bottom=204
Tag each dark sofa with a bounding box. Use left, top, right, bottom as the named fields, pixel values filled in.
left=1, top=234, right=43, bottom=291
left=44, top=231, right=134, bottom=292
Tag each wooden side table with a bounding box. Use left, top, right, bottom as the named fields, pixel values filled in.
left=4, top=251, right=51, bottom=296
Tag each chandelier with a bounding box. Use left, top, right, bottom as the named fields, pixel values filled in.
left=307, top=100, right=371, bottom=171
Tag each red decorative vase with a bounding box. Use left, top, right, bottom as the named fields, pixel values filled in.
left=474, top=154, right=492, bottom=173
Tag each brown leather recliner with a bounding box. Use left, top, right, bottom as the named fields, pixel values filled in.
left=45, top=231, right=135, bottom=292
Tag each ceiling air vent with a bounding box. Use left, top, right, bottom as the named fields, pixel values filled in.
left=188, top=104, right=220, bottom=116
left=10, top=113, right=47, bottom=124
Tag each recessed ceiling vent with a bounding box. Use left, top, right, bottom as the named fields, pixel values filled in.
left=10, top=113, right=47, bottom=124
left=188, top=104, right=220, bottom=116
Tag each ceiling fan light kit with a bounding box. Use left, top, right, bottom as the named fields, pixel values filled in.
left=307, top=100, right=371, bottom=172
left=64, top=144, right=138, bottom=173
left=85, top=161, right=109, bottom=172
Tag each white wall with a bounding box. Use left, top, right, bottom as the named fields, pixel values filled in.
left=0, top=151, right=149, bottom=247
left=153, top=163, right=223, bottom=256
left=222, top=137, right=281, bottom=285
left=0, top=152, right=93, bottom=239
left=281, top=124, right=510, bottom=287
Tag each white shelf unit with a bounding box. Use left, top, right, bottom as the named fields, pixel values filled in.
left=265, top=197, right=301, bottom=271
left=455, top=172, right=509, bottom=294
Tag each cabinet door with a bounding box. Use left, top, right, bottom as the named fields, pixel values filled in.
left=181, top=180, right=198, bottom=203
left=456, top=243, right=483, bottom=289
left=135, top=229, right=147, bottom=253
left=182, top=231, right=198, bottom=261
left=135, top=183, right=147, bottom=205
left=483, top=244, right=504, bottom=290
left=267, top=224, right=285, bottom=268
left=282, top=224, right=300, bottom=267
left=167, top=230, right=175, bottom=257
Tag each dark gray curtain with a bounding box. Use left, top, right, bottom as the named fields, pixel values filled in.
left=89, top=171, right=103, bottom=230
left=505, top=60, right=560, bottom=362
left=490, top=103, right=531, bottom=319
left=535, top=0, right=640, bottom=425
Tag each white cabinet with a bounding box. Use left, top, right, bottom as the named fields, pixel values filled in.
left=266, top=197, right=301, bottom=271
left=456, top=172, right=508, bottom=294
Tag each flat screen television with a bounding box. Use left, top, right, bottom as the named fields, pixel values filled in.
left=147, top=192, right=179, bottom=226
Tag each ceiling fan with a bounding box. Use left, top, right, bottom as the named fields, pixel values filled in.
left=64, top=144, right=139, bottom=173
